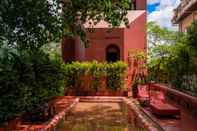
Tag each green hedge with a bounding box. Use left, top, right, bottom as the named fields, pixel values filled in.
left=0, top=55, right=127, bottom=123
left=0, top=48, right=65, bottom=123
left=63, top=61, right=127, bottom=91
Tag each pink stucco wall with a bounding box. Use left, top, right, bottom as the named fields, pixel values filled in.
left=84, top=28, right=124, bottom=62
left=62, top=11, right=147, bottom=63
left=61, top=10, right=147, bottom=96
left=123, top=11, right=147, bottom=87
left=136, top=0, right=147, bottom=10
left=123, top=11, right=147, bottom=62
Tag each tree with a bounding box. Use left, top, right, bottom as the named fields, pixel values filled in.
left=147, top=21, right=197, bottom=95
left=0, top=0, right=131, bottom=122
left=187, top=21, right=197, bottom=50
left=147, top=22, right=177, bottom=81
left=147, top=22, right=177, bottom=48
left=0, top=0, right=130, bottom=50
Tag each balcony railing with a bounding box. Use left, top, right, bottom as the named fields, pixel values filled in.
left=172, top=0, right=197, bottom=24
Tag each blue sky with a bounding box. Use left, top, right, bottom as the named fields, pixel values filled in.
left=147, top=0, right=180, bottom=30
left=147, top=3, right=160, bottom=13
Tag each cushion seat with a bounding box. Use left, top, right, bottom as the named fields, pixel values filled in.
left=137, top=85, right=150, bottom=106
left=150, top=100, right=180, bottom=116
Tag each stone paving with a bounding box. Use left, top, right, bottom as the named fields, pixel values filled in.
left=142, top=100, right=197, bottom=131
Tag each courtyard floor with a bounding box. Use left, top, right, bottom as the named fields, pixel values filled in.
left=12, top=96, right=197, bottom=131
left=142, top=100, right=197, bottom=131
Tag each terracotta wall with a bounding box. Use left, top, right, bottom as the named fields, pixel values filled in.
left=84, top=28, right=124, bottom=62
left=123, top=11, right=147, bottom=88
left=136, top=0, right=147, bottom=10
left=123, top=12, right=147, bottom=62
left=84, top=12, right=147, bottom=62
left=62, top=13, right=147, bottom=63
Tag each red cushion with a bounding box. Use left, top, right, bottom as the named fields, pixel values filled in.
left=137, top=85, right=149, bottom=98
left=150, top=100, right=180, bottom=116
left=150, top=91, right=165, bottom=103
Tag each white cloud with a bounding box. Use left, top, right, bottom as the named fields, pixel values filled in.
left=147, top=0, right=160, bottom=5
left=148, top=0, right=181, bottom=30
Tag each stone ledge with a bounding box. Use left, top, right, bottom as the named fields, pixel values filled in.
left=13, top=96, right=79, bottom=131
left=123, top=98, right=161, bottom=131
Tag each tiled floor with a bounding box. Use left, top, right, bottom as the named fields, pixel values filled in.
left=142, top=102, right=197, bottom=131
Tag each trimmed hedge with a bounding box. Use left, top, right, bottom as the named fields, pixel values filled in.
left=0, top=56, right=127, bottom=123
left=63, top=61, right=127, bottom=91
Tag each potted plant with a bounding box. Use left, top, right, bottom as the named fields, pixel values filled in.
left=132, top=72, right=149, bottom=98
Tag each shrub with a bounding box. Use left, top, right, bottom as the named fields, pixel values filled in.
left=0, top=48, right=65, bottom=123
left=89, top=61, right=106, bottom=91
left=63, top=61, right=127, bottom=91
left=106, top=62, right=127, bottom=90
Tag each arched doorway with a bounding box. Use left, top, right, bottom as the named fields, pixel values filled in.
left=106, top=44, right=120, bottom=62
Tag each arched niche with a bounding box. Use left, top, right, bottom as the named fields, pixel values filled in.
left=106, top=44, right=120, bottom=62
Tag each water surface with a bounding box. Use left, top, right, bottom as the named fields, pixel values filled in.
left=57, top=102, right=145, bottom=131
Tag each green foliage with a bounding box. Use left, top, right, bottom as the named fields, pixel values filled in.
left=89, top=61, right=106, bottom=90
left=131, top=72, right=148, bottom=97
left=0, top=0, right=131, bottom=124
left=0, top=0, right=63, bottom=50
left=148, top=22, right=183, bottom=83
left=147, top=22, right=177, bottom=48
left=0, top=48, right=65, bottom=122
left=147, top=21, right=197, bottom=95
left=62, top=0, right=130, bottom=45
left=187, top=21, right=197, bottom=49
left=106, top=61, right=127, bottom=90
left=63, top=61, right=127, bottom=91
left=0, top=0, right=131, bottom=49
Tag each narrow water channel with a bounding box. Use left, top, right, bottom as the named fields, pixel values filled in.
left=56, top=102, right=146, bottom=131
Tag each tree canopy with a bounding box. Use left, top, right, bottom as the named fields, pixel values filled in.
left=0, top=0, right=131, bottom=123
left=147, top=21, right=197, bottom=95
left=147, top=22, right=177, bottom=48
left=0, top=0, right=130, bottom=50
